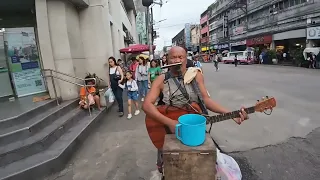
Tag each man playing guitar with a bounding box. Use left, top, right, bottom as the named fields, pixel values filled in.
left=142, top=46, right=249, bottom=174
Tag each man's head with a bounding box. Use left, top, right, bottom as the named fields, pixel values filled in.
left=167, top=46, right=187, bottom=65
left=167, top=46, right=188, bottom=74
left=194, top=55, right=199, bottom=61
left=131, top=57, right=137, bottom=63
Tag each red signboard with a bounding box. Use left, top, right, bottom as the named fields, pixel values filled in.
left=201, top=26, right=209, bottom=35
left=246, top=35, right=272, bottom=46
left=200, top=15, right=208, bottom=25
left=201, top=37, right=209, bottom=43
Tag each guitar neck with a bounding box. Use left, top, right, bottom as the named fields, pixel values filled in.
left=208, top=106, right=255, bottom=123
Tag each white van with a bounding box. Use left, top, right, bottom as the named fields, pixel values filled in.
left=222, top=51, right=255, bottom=64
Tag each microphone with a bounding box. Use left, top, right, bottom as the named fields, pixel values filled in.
left=161, top=62, right=183, bottom=78
left=160, top=62, right=182, bottom=69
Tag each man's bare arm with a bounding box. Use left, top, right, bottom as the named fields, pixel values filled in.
left=195, top=72, right=229, bottom=114
left=142, top=75, right=176, bottom=128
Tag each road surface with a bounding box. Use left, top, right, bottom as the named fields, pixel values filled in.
left=45, top=63, right=320, bottom=180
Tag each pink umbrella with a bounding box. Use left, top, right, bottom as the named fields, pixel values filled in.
left=119, top=44, right=156, bottom=53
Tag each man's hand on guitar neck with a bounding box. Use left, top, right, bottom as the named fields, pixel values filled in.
left=232, top=107, right=249, bottom=125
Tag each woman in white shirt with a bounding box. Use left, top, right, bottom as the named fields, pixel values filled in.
left=135, top=57, right=149, bottom=101
left=108, top=57, right=124, bottom=117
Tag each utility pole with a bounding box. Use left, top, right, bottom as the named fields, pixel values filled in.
left=144, top=0, right=162, bottom=60
left=146, top=7, right=153, bottom=59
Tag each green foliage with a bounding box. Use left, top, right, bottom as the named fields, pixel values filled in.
left=290, top=48, right=304, bottom=66
left=267, top=49, right=277, bottom=59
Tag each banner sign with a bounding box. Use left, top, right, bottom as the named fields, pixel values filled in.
left=213, top=43, right=229, bottom=50
left=307, top=26, right=320, bottom=40
left=5, top=28, right=46, bottom=97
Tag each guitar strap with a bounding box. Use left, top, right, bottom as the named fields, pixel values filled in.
left=162, top=71, right=190, bottom=134
left=190, top=79, right=208, bottom=115
left=190, top=78, right=215, bottom=133
left=164, top=71, right=190, bottom=102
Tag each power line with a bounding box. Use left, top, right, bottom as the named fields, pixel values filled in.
left=155, top=22, right=199, bottom=29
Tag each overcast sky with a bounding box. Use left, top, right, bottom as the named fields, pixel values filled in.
left=152, top=0, right=214, bottom=51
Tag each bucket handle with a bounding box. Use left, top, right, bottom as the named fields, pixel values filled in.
left=175, top=123, right=182, bottom=141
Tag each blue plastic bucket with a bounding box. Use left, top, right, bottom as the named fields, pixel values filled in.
left=175, top=114, right=206, bottom=146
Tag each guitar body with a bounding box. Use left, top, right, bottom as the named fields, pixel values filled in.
left=145, top=102, right=202, bottom=149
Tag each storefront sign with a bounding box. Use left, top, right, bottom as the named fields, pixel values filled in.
left=307, top=26, right=320, bottom=40
left=5, top=28, right=46, bottom=97
left=185, top=23, right=191, bottom=49
left=230, top=40, right=246, bottom=47
left=213, top=43, right=229, bottom=50
left=12, top=69, right=45, bottom=97
left=247, top=35, right=272, bottom=46
left=201, top=47, right=209, bottom=51
left=232, top=26, right=246, bottom=36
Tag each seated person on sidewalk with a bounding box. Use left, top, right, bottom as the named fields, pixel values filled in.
left=142, top=46, right=249, bottom=174
left=79, top=77, right=102, bottom=110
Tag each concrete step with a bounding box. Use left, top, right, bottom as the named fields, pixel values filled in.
left=0, top=100, right=58, bottom=131
left=0, top=100, right=78, bottom=146
left=0, top=107, right=108, bottom=180
left=0, top=107, right=85, bottom=167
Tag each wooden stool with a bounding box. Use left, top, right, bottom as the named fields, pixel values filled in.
left=163, top=134, right=216, bottom=180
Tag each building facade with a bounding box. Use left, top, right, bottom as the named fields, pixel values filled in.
left=200, top=10, right=210, bottom=52
left=172, top=24, right=198, bottom=51
left=172, top=29, right=185, bottom=47
left=200, top=9, right=210, bottom=52
left=207, top=0, right=320, bottom=57
left=134, top=0, right=148, bottom=44
left=0, top=0, right=137, bottom=101
left=191, top=24, right=200, bottom=52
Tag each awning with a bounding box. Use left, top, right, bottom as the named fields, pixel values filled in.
left=120, top=44, right=156, bottom=53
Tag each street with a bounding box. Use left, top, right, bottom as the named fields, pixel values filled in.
left=45, top=63, right=320, bottom=180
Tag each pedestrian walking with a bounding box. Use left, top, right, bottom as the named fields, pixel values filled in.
left=148, top=59, right=161, bottom=86
left=125, top=71, right=140, bottom=119
left=214, top=55, right=219, bottom=71
left=108, top=56, right=124, bottom=117
left=136, top=57, right=149, bottom=102
left=194, top=55, right=203, bottom=70
left=129, top=57, right=139, bottom=80
left=234, top=54, right=238, bottom=67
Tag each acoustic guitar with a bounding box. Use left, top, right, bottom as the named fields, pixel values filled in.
left=145, top=96, right=277, bottom=149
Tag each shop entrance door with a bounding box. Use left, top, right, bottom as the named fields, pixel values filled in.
left=0, top=32, right=14, bottom=98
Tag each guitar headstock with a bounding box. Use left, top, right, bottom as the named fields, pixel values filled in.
left=254, top=96, right=277, bottom=112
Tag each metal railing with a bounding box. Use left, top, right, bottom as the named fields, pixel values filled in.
left=41, top=69, right=97, bottom=116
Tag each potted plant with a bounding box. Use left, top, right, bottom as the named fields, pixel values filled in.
left=291, top=48, right=304, bottom=67
left=267, top=49, right=277, bottom=64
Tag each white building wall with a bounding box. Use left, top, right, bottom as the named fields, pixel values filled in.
left=79, top=0, right=113, bottom=83
left=47, top=0, right=80, bottom=100
left=35, top=0, right=137, bottom=100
